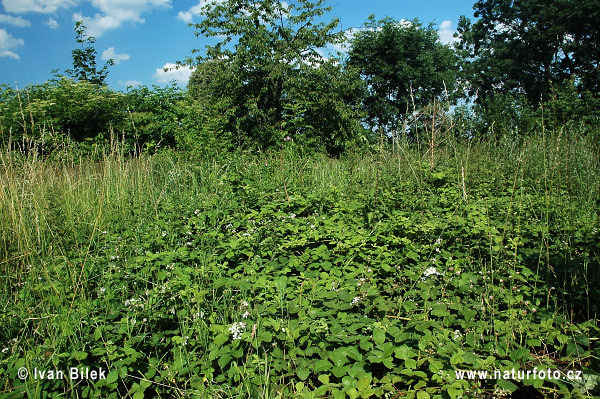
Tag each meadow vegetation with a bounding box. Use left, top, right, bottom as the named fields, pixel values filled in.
left=1, top=0, right=600, bottom=397
left=1, top=129, right=599, bottom=398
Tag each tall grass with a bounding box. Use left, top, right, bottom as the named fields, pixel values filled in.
left=2, top=130, right=598, bottom=271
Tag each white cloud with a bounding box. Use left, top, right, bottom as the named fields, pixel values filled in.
left=74, top=0, right=171, bottom=37
left=0, top=14, right=31, bottom=27
left=1, top=0, right=75, bottom=13
left=44, top=17, right=59, bottom=29
left=177, top=0, right=222, bottom=23
left=102, top=46, right=129, bottom=63
left=438, top=20, right=457, bottom=45
left=176, top=10, right=192, bottom=23
left=153, top=62, right=194, bottom=84
left=119, top=79, right=142, bottom=87
left=0, top=28, right=23, bottom=59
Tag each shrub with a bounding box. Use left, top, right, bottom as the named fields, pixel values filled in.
left=0, top=77, right=124, bottom=143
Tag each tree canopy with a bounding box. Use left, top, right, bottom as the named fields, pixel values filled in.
left=184, top=0, right=366, bottom=153
left=347, top=16, right=458, bottom=135
left=456, top=0, right=600, bottom=106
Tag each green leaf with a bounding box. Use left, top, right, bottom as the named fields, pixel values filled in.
left=297, top=368, right=310, bottom=381
left=214, top=333, right=229, bottom=348
left=315, top=359, right=333, bottom=373
left=329, top=349, right=348, bottom=367
left=318, top=374, right=330, bottom=385
left=106, top=370, right=118, bottom=385
left=332, top=365, right=347, bottom=378
left=509, top=347, right=529, bottom=362
left=373, top=328, right=385, bottom=345
left=497, top=379, right=518, bottom=393
left=463, top=351, right=478, bottom=365
left=382, top=357, right=394, bottom=369
left=218, top=354, right=232, bottom=370
left=394, top=345, right=414, bottom=361
left=258, top=331, right=272, bottom=343
left=416, top=391, right=430, bottom=399
left=356, top=374, right=372, bottom=391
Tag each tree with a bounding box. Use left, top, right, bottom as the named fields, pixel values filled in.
left=185, top=0, right=363, bottom=151
left=456, top=0, right=600, bottom=106
left=66, top=21, right=113, bottom=86
left=347, top=16, right=458, bottom=136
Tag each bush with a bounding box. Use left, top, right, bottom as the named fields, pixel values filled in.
left=122, top=84, right=187, bottom=152
left=0, top=77, right=124, bottom=144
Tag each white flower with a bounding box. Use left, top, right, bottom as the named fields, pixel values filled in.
left=229, top=322, right=247, bottom=340
left=194, top=209, right=201, bottom=216
left=453, top=330, right=462, bottom=340
left=99, top=287, right=106, bottom=293
left=242, top=311, right=250, bottom=319
left=240, top=300, right=249, bottom=309
left=351, top=297, right=361, bottom=306
left=423, top=267, right=441, bottom=279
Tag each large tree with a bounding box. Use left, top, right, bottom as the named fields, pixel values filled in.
left=185, top=0, right=364, bottom=152
left=456, top=0, right=600, bottom=106
left=347, top=16, right=458, bottom=136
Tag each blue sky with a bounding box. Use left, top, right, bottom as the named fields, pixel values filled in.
left=0, top=0, right=476, bottom=91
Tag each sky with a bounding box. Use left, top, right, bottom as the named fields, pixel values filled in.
left=0, top=0, right=477, bottom=91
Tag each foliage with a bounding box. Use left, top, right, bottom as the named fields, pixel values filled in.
left=545, top=80, right=600, bottom=135
left=123, top=84, right=187, bottom=152
left=65, top=21, right=113, bottom=86
left=456, top=0, right=600, bottom=107
left=469, top=92, right=537, bottom=142
left=1, top=136, right=599, bottom=398
left=347, top=16, right=458, bottom=136
left=0, top=77, right=124, bottom=143
left=282, top=61, right=368, bottom=155
left=185, top=0, right=364, bottom=153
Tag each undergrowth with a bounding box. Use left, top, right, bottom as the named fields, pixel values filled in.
left=0, top=133, right=599, bottom=398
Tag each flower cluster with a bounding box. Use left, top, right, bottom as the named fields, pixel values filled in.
left=229, top=322, right=247, bottom=340
left=422, top=266, right=442, bottom=281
